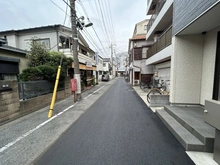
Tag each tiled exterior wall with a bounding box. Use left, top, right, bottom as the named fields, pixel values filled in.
left=170, top=34, right=204, bottom=104
left=200, top=26, right=220, bottom=105
left=173, top=0, right=218, bottom=35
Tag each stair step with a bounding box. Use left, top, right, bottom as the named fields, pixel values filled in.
left=156, top=109, right=205, bottom=151
left=164, top=105, right=215, bottom=152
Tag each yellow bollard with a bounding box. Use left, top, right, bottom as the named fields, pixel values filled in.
left=48, top=66, right=61, bottom=118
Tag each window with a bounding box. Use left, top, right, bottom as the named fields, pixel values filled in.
left=103, top=63, right=106, bottom=67
left=133, top=48, right=142, bottom=60
left=35, top=38, right=50, bottom=49
left=81, top=49, right=87, bottom=55
left=144, top=25, right=147, bottom=30
left=59, top=36, right=70, bottom=48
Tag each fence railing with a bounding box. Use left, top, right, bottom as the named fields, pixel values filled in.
left=147, top=26, right=172, bottom=59
left=18, top=80, right=64, bottom=100
left=147, top=0, right=167, bottom=32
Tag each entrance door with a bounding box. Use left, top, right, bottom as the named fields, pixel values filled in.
left=213, top=31, right=220, bottom=101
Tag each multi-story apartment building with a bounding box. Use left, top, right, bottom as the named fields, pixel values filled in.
left=145, top=0, right=173, bottom=90
left=172, top=1, right=220, bottom=163
left=128, top=19, right=154, bottom=85
left=0, top=25, right=97, bottom=86
left=146, top=0, right=220, bottom=163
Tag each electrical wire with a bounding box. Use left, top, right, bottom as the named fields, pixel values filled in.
left=97, top=0, right=111, bottom=42
left=63, top=0, right=69, bottom=25
left=77, top=0, right=112, bottom=57
left=50, top=0, right=70, bottom=17
left=107, top=0, right=116, bottom=43
left=84, top=28, right=109, bottom=58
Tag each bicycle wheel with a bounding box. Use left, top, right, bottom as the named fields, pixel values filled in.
left=147, top=88, right=162, bottom=103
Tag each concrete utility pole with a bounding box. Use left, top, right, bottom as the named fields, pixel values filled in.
left=110, top=43, right=116, bottom=76
left=110, top=43, right=113, bottom=75
left=70, top=0, right=81, bottom=100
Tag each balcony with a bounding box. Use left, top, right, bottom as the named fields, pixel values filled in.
left=147, top=0, right=166, bottom=32
left=146, top=0, right=173, bottom=41
left=59, top=48, right=96, bottom=65
left=147, top=26, right=172, bottom=59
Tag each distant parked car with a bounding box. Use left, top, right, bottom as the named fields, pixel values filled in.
left=102, top=74, right=110, bottom=81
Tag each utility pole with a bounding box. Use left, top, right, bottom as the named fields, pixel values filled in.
left=110, top=44, right=113, bottom=75
left=110, top=43, right=116, bottom=76
left=70, top=0, right=81, bottom=100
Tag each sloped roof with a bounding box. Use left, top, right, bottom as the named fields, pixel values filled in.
left=0, top=24, right=62, bottom=34
left=130, top=35, right=146, bottom=41
left=0, top=45, right=27, bottom=54
left=0, top=24, right=94, bottom=51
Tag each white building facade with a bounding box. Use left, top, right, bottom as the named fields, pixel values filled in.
left=145, top=0, right=173, bottom=90
left=0, top=25, right=97, bottom=86
left=128, top=19, right=154, bottom=86
left=146, top=0, right=220, bottom=163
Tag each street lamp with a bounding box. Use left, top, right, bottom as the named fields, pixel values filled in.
left=70, top=0, right=93, bottom=100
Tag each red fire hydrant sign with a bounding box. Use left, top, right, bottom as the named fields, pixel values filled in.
left=71, top=79, right=77, bottom=91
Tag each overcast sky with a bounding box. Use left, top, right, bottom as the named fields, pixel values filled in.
left=0, top=0, right=148, bottom=57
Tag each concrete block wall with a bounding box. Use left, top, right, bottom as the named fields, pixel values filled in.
left=19, top=78, right=72, bottom=119
left=0, top=78, right=72, bottom=124
left=0, top=80, right=20, bottom=123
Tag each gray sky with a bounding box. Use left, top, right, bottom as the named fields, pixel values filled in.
left=0, top=0, right=148, bottom=57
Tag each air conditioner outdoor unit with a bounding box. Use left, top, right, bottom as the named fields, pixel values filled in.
left=134, top=80, right=139, bottom=85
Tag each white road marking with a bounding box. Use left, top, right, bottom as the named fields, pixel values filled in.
left=93, top=86, right=104, bottom=93
left=84, top=86, right=104, bottom=100
left=84, top=94, right=93, bottom=100
left=0, top=85, right=105, bottom=153
left=0, top=104, right=76, bottom=153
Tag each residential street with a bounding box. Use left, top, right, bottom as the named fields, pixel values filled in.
left=0, top=79, right=114, bottom=165
left=33, top=78, right=194, bottom=165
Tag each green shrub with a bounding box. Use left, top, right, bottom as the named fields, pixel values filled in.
left=37, top=65, right=57, bottom=81
left=19, top=67, right=43, bottom=81
left=21, top=40, right=73, bottom=83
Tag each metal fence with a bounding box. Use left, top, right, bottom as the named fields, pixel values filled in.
left=18, top=80, right=59, bottom=100
left=147, top=26, right=172, bottom=59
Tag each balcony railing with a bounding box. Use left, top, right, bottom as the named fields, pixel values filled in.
left=147, top=26, right=172, bottom=59
left=147, top=0, right=166, bottom=32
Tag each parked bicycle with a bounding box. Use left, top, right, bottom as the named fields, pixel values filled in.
left=140, top=79, right=151, bottom=90
left=146, top=79, right=170, bottom=103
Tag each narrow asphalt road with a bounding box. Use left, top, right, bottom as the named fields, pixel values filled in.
left=33, top=78, right=195, bottom=165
